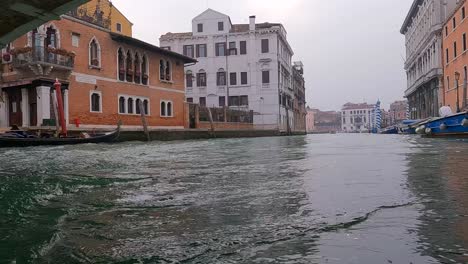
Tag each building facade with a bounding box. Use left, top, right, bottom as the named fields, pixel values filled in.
left=0, top=4, right=195, bottom=130
left=401, top=0, right=458, bottom=119
left=341, top=103, right=376, bottom=133
left=442, top=0, right=468, bottom=113
left=160, top=9, right=304, bottom=132
left=291, top=62, right=307, bottom=133
left=388, top=100, right=409, bottom=125
left=306, top=107, right=316, bottom=133
left=78, top=0, right=133, bottom=37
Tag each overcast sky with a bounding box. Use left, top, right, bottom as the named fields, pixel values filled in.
left=112, top=0, right=411, bottom=111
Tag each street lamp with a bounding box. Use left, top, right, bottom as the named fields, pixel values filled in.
left=455, top=71, right=461, bottom=113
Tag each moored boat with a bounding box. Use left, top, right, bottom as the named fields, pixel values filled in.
left=0, top=125, right=120, bottom=148
left=398, top=119, right=427, bottom=135
left=415, top=112, right=468, bottom=137
left=380, top=126, right=399, bottom=134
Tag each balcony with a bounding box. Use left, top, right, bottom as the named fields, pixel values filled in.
left=68, top=6, right=111, bottom=30
left=11, top=46, right=74, bottom=80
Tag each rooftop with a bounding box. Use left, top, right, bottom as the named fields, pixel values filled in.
left=161, top=22, right=283, bottom=39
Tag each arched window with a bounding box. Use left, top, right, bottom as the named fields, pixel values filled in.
left=136, top=99, right=142, bottom=114
left=141, top=55, right=148, bottom=85
left=89, top=38, right=100, bottom=67
left=90, top=92, right=101, bottom=112
left=119, top=96, right=126, bottom=114
left=143, top=100, right=149, bottom=115
left=165, top=61, right=171, bottom=81
left=167, top=102, right=172, bottom=117
left=186, top=70, right=193, bottom=88
left=128, top=98, right=134, bottom=114
left=161, top=101, right=166, bottom=116
left=134, top=52, right=141, bottom=84
left=159, top=60, right=165, bottom=80
left=126, top=50, right=133, bottom=82
left=118, top=48, right=125, bottom=81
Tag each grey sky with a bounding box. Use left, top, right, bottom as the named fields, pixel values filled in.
left=112, top=0, right=411, bottom=110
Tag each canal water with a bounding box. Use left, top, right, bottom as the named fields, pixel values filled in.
left=0, top=134, right=467, bottom=263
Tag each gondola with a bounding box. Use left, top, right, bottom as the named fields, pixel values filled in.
left=0, top=124, right=120, bottom=148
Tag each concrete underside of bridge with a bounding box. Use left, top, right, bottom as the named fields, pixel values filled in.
left=0, top=0, right=90, bottom=47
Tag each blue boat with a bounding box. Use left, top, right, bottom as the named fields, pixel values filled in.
left=415, top=112, right=468, bottom=137
left=398, top=119, right=425, bottom=135
left=380, top=126, right=399, bottom=134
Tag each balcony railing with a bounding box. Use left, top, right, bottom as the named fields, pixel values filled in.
left=68, top=7, right=111, bottom=29
left=12, top=47, right=74, bottom=69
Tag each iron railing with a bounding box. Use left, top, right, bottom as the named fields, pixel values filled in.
left=13, top=48, right=74, bottom=69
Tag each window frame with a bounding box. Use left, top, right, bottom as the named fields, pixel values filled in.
left=262, top=70, right=270, bottom=84
left=241, top=72, right=248, bottom=85
left=118, top=95, right=150, bottom=115
left=215, top=42, right=226, bottom=56
left=71, top=32, right=80, bottom=47
left=116, top=23, right=122, bottom=32
left=196, top=44, right=207, bottom=58
left=88, top=37, right=101, bottom=68
left=197, top=71, right=207, bottom=87
left=230, top=72, right=237, bottom=86
left=217, top=70, right=226, bottom=86
left=89, top=91, right=102, bottom=113
left=199, top=97, right=206, bottom=106
left=240, top=41, right=247, bottom=55
left=197, top=23, right=203, bottom=33
left=261, top=39, right=269, bottom=53
left=218, top=21, right=224, bottom=31
left=183, top=45, right=194, bottom=58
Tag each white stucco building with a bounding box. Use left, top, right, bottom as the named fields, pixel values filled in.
left=160, top=9, right=300, bottom=131
left=341, top=103, right=376, bottom=133
left=401, top=0, right=458, bottom=119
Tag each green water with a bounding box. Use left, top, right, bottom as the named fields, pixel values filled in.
left=0, top=134, right=467, bottom=263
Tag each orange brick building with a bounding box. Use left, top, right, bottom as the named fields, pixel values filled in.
left=443, top=0, right=468, bottom=113
left=0, top=5, right=195, bottom=130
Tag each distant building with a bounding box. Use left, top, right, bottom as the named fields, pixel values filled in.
left=388, top=100, right=408, bottom=125
left=306, top=107, right=316, bottom=133
left=341, top=103, right=376, bottom=133
left=160, top=9, right=303, bottom=132
left=401, top=0, right=458, bottom=119
left=292, top=62, right=307, bottom=133
left=307, top=108, right=341, bottom=133
left=442, top=0, right=468, bottom=113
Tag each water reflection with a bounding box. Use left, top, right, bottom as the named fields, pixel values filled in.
left=0, top=135, right=467, bottom=263
left=405, top=138, right=468, bottom=263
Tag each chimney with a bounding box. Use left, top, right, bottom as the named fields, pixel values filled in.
left=249, top=15, right=256, bottom=31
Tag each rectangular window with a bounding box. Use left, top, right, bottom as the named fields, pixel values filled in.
left=447, top=76, right=450, bottom=90
left=240, top=95, right=249, bottom=106
left=215, top=42, right=226, bottom=56
left=454, top=41, right=457, bottom=57
left=90, top=92, right=101, bottom=112
left=187, top=97, right=193, bottom=103
left=463, top=7, right=466, bottom=19
left=261, top=39, right=269, bottom=53
left=199, top=97, right=206, bottom=106
left=186, top=73, right=193, bottom=88
left=446, top=48, right=449, bottom=63
left=196, top=44, right=207, bottom=57
left=116, top=23, right=122, bottom=32
left=197, top=23, right=203, bottom=33
left=262, top=70, right=270, bottom=84
left=241, top=72, right=248, bottom=85
left=453, top=17, right=456, bottom=30
left=71, top=33, right=80, bottom=47
left=217, top=71, right=226, bottom=86
left=446, top=26, right=449, bottom=37
left=197, top=72, right=207, bottom=87
left=219, top=96, right=226, bottom=107
left=229, top=96, right=239, bottom=106
left=240, top=41, right=247, bottom=55
left=464, top=33, right=467, bottom=51
left=218, top=21, right=224, bottom=31
left=229, top=41, right=237, bottom=55
left=183, top=45, right=194, bottom=58
left=230, top=72, right=237, bottom=86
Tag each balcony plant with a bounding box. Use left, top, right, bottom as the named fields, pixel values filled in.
left=91, top=58, right=100, bottom=66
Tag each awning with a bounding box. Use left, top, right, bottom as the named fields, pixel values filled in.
left=0, top=0, right=90, bottom=47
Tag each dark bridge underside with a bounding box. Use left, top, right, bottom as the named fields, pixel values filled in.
left=0, top=0, right=90, bottom=47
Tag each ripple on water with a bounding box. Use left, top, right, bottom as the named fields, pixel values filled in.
left=0, top=134, right=467, bottom=263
